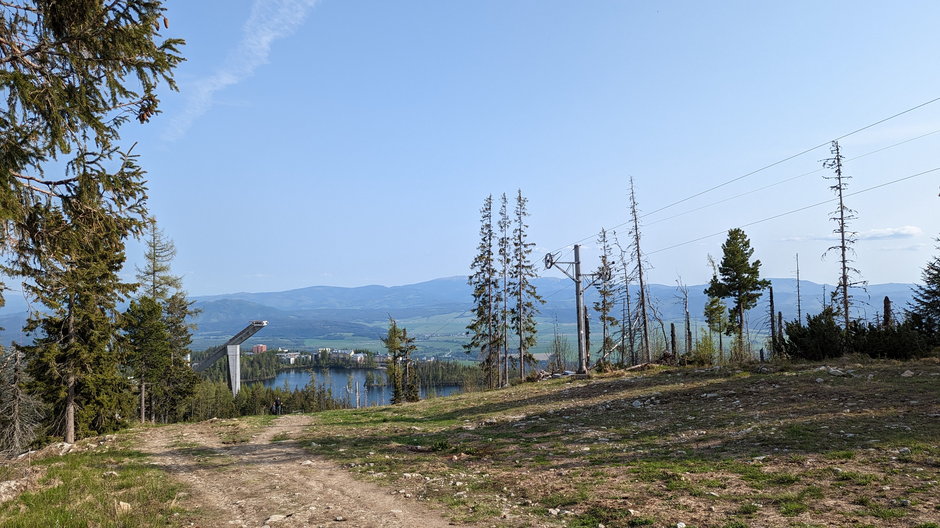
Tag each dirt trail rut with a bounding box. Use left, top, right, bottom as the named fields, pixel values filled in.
left=136, top=415, right=463, bottom=528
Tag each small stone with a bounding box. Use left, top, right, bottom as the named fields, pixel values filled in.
left=334, top=516, right=346, bottom=521
left=898, top=447, right=912, bottom=455
left=901, top=370, right=915, bottom=377
left=815, top=378, right=824, bottom=383
left=549, top=508, right=560, bottom=516
left=676, top=523, right=687, bottom=528
left=116, top=501, right=132, bottom=514
left=628, top=509, right=639, bottom=516
left=102, top=471, right=119, bottom=478
left=301, top=460, right=314, bottom=466
left=632, top=400, right=642, bottom=408
left=265, top=515, right=287, bottom=523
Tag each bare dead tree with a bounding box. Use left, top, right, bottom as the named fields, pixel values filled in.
left=0, top=347, right=43, bottom=457
left=822, top=140, right=865, bottom=331
left=628, top=177, right=652, bottom=362
left=612, top=231, right=636, bottom=366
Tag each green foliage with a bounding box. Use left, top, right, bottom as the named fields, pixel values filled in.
left=383, top=318, right=418, bottom=404
left=135, top=218, right=182, bottom=301
left=849, top=321, right=930, bottom=360
left=0, top=448, right=186, bottom=527
left=910, top=237, right=940, bottom=344
left=466, top=195, right=501, bottom=387
left=704, top=228, right=770, bottom=346
left=593, top=228, right=619, bottom=366
left=509, top=189, right=544, bottom=379
left=784, top=307, right=843, bottom=361
left=686, top=329, right=717, bottom=366
left=785, top=307, right=930, bottom=361
left=1, top=1, right=183, bottom=443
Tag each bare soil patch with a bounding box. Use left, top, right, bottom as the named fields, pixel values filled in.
left=135, top=414, right=468, bottom=527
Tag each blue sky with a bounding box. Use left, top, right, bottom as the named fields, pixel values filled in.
left=119, top=0, right=940, bottom=295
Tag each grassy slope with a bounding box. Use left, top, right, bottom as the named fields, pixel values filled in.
left=298, top=358, right=940, bottom=528
left=1, top=359, right=937, bottom=528
left=0, top=437, right=190, bottom=527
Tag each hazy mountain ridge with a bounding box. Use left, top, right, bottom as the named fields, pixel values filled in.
left=0, top=276, right=918, bottom=351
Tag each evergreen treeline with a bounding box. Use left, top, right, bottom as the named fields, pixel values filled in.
left=413, top=361, right=484, bottom=391
left=194, top=349, right=313, bottom=383
left=180, top=380, right=346, bottom=421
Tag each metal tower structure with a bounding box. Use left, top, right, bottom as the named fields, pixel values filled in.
left=544, top=245, right=608, bottom=375
left=193, top=320, right=268, bottom=396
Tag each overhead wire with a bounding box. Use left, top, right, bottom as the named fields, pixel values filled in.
left=646, top=167, right=940, bottom=256
left=644, top=126, right=940, bottom=227
left=546, top=95, right=940, bottom=256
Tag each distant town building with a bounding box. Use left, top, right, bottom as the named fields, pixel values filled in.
left=276, top=352, right=301, bottom=364
left=329, top=349, right=355, bottom=361
left=251, top=344, right=267, bottom=354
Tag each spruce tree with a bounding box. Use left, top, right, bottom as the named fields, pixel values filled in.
left=466, top=196, right=500, bottom=387
left=593, top=228, right=618, bottom=367
left=496, top=193, right=511, bottom=386
left=22, top=178, right=140, bottom=442
left=123, top=296, right=171, bottom=423
left=0, top=2, right=183, bottom=442
left=509, top=190, right=543, bottom=381
left=910, top=237, right=940, bottom=342
left=704, top=228, right=770, bottom=360
left=383, top=318, right=417, bottom=404
left=136, top=217, right=182, bottom=301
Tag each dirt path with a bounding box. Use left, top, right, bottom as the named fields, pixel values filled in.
left=135, top=415, right=463, bottom=528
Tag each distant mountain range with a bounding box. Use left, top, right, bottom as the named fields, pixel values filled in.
left=0, top=276, right=918, bottom=354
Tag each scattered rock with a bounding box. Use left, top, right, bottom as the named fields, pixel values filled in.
left=265, top=514, right=287, bottom=523
left=334, top=516, right=346, bottom=521
left=901, top=370, right=915, bottom=377
left=827, top=367, right=847, bottom=376
left=632, top=400, right=643, bottom=408
left=115, top=501, right=132, bottom=514
left=676, top=523, right=687, bottom=528
left=300, top=460, right=314, bottom=466
left=815, top=378, right=824, bottom=383
left=102, top=471, right=119, bottom=478
left=548, top=508, right=560, bottom=516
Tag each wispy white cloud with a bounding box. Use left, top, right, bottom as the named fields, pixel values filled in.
left=783, top=225, right=922, bottom=243
left=856, top=225, right=923, bottom=240
left=164, top=0, right=319, bottom=141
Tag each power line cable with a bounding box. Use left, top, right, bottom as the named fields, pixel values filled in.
left=647, top=167, right=940, bottom=256
left=547, top=96, right=940, bottom=255
left=645, top=127, right=940, bottom=227
left=643, top=95, right=940, bottom=218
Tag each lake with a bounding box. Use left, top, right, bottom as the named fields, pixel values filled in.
left=256, top=367, right=463, bottom=407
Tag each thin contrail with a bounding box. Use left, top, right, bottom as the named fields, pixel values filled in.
left=164, top=0, right=319, bottom=141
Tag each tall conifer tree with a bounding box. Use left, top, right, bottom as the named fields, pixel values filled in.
left=510, top=190, right=543, bottom=380
left=705, top=228, right=769, bottom=360
left=496, top=194, right=511, bottom=387
left=593, top=228, right=618, bottom=367
left=466, top=196, right=499, bottom=387
left=0, top=2, right=183, bottom=442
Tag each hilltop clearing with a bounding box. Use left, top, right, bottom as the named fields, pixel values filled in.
left=1, top=358, right=937, bottom=527
left=298, top=359, right=939, bottom=527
